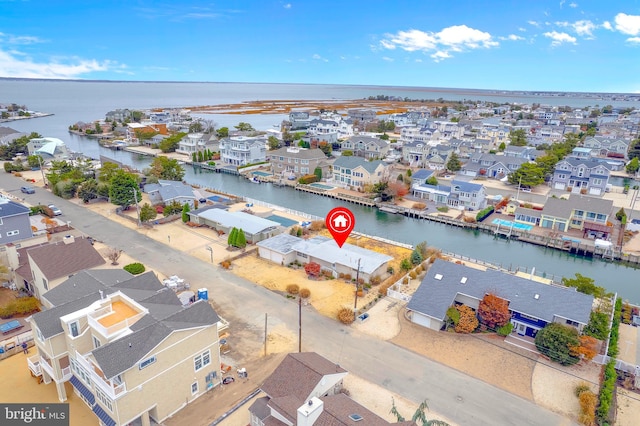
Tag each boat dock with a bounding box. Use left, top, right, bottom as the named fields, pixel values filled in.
left=295, top=184, right=376, bottom=207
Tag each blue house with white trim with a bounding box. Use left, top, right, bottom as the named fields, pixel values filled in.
left=407, top=259, right=594, bottom=338
left=412, top=179, right=487, bottom=211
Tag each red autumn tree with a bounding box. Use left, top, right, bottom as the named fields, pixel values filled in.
left=304, top=262, right=321, bottom=278
left=570, top=335, right=599, bottom=361
left=478, top=293, right=511, bottom=329
left=455, top=305, right=478, bottom=333
left=388, top=181, right=409, bottom=199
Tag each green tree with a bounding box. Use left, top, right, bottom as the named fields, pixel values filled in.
left=0, top=132, right=41, bottom=160
left=109, top=169, right=140, bottom=207
left=508, top=163, right=544, bottom=188
left=318, top=141, right=332, bottom=157
left=535, top=323, right=580, bottom=365
left=98, top=162, right=120, bottom=183
left=139, top=203, right=157, bottom=222
left=192, top=152, right=197, bottom=163
left=628, top=138, right=640, bottom=161
left=498, top=142, right=506, bottom=151
left=181, top=203, right=190, bottom=223
left=131, top=110, right=144, bottom=122
left=410, top=249, right=423, bottom=265
left=78, top=178, right=99, bottom=203
left=561, top=273, right=605, bottom=298
left=341, top=150, right=354, bottom=157
left=235, top=228, right=247, bottom=248
left=228, top=227, right=238, bottom=247
left=27, top=155, right=43, bottom=169
left=94, top=122, right=103, bottom=134
left=509, top=129, right=528, bottom=146
left=216, top=127, right=229, bottom=139
left=147, top=156, right=185, bottom=181
left=626, top=157, right=639, bottom=174
left=158, top=132, right=187, bottom=153
left=314, top=167, right=322, bottom=181
left=426, top=176, right=438, bottom=186
left=446, top=152, right=461, bottom=172
left=162, top=201, right=183, bottom=217
left=268, top=136, right=280, bottom=150
left=583, top=311, right=610, bottom=341
left=189, top=120, right=203, bottom=133
left=400, top=258, right=411, bottom=271
left=234, top=122, right=255, bottom=132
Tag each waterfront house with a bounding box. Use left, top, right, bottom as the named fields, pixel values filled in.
left=28, top=269, right=221, bottom=426
left=406, top=259, right=594, bottom=338
left=340, top=135, right=390, bottom=159
left=219, top=135, right=267, bottom=166
left=267, top=147, right=330, bottom=179
left=10, top=236, right=106, bottom=302
left=257, top=235, right=393, bottom=282
left=410, top=169, right=435, bottom=186
left=0, top=198, right=33, bottom=245
left=460, top=153, right=527, bottom=179
left=249, top=352, right=415, bottom=426
left=551, top=158, right=611, bottom=195
left=582, top=136, right=630, bottom=158
left=143, top=180, right=198, bottom=209
left=331, top=157, right=388, bottom=190
left=27, top=137, right=71, bottom=161
left=539, top=194, right=614, bottom=239
left=176, top=132, right=207, bottom=156
left=187, top=209, right=280, bottom=243
left=412, top=179, right=487, bottom=211
left=105, top=109, right=134, bottom=122
left=348, top=108, right=377, bottom=123
left=288, top=111, right=312, bottom=130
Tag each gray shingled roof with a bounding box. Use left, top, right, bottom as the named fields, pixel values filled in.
left=42, top=269, right=133, bottom=307
left=543, top=194, right=613, bottom=219
left=0, top=199, right=31, bottom=218
left=332, top=156, right=385, bottom=174
left=93, top=300, right=219, bottom=378
left=270, top=147, right=327, bottom=160
left=26, top=238, right=106, bottom=281
left=407, top=259, right=593, bottom=325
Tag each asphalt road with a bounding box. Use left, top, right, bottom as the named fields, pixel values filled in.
left=1, top=174, right=576, bottom=426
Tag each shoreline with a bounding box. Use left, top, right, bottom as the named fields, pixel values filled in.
left=0, top=112, right=54, bottom=123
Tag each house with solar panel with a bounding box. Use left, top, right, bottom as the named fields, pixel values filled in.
left=406, top=259, right=594, bottom=338
left=27, top=269, right=222, bottom=426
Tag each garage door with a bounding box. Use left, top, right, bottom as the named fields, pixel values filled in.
left=411, top=312, right=431, bottom=329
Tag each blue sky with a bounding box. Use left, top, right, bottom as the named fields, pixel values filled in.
left=1, top=0, right=639, bottom=93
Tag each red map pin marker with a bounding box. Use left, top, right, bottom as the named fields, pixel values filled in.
left=325, top=207, right=355, bottom=248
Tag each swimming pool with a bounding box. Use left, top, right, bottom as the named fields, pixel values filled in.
left=309, top=183, right=335, bottom=190
left=252, top=171, right=272, bottom=177
left=491, top=218, right=533, bottom=231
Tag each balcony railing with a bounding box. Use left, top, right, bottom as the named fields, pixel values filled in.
left=27, top=355, right=41, bottom=376
left=87, top=311, right=146, bottom=338
left=75, top=351, right=127, bottom=399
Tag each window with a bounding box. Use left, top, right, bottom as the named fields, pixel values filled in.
left=139, top=356, right=157, bottom=370
left=191, top=382, right=198, bottom=394
left=566, top=319, right=579, bottom=327
left=42, top=278, right=48, bottom=291
left=6, top=230, right=19, bottom=236
left=194, top=350, right=211, bottom=372
left=70, top=321, right=79, bottom=337
left=92, top=335, right=101, bottom=349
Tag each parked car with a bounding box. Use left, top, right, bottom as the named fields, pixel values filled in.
left=222, top=377, right=235, bottom=385
left=48, top=204, right=62, bottom=216
left=20, top=186, right=35, bottom=194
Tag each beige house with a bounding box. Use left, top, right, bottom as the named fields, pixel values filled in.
left=331, top=156, right=388, bottom=190
left=268, top=147, right=329, bottom=179
left=28, top=269, right=222, bottom=426
left=249, top=352, right=415, bottom=426
left=10, top=236, right=106, bottom=303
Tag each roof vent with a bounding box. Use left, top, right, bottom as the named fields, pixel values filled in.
left=534, top=294, right=540, bottom=300
left=434, top=274, right=443, bottom=281
left=460, top=277, right=467, bottom=284
left=349, top=414, right=363, bottom=422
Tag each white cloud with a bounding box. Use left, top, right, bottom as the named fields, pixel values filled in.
left=499, top=34, right=524, bottom=41
left=518, top=27, right=527, bottom=32
left=626, top=37, right=640, bottom=44
left=614, top=13, right=640, bottom=36
left=559, top=0, right=565, bottom=8
left=528, top=20, right=540, bottom=27
left=543, top=31, right=577, bottom=46
left=572, top=20, right=596, bottom=37
left=380, top=25, right=497, bottom=62
left=602, top=21, right=612, bottom=31
left=570, top=2, right=578, bottom=7
left=0, top=32, right=46, bottom=45
left=283, top=3, right=291, bottom=9
left=0, top=49, right=116, bottom=79
left=312, top=53, right=328, bottom=62
left=382, top=56, right=394, bottom=62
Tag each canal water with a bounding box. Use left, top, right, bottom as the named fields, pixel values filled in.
left=65, top=137, right=640, bottom=304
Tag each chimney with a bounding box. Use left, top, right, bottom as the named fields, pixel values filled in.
left=297, top=397, right=323, bottom=426
left=62, top=235, right=75, bottom=245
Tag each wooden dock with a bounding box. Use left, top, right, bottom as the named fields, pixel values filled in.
left=295, top=184, right=376, bottom=207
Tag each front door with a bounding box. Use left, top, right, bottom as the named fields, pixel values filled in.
left=517, top=323, right=526, bottom=335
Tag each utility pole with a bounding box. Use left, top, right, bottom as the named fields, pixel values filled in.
left=264, top=313, right=268, bottom=357
left=37, top=156, right=47, bottom=188
left=353, top=258, right=362, bottom=317
left=132, top=187, right=141, bottom=226
left=298, top=296, right=302, bottom=353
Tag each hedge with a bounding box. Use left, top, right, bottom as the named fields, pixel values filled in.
left=597, top=297, right=622, bottom=424
left=123, top=263, right=146, bottom=275
left=0, top=297, right=40, bottom=318
left=476, top=206, right=494, bottom=222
